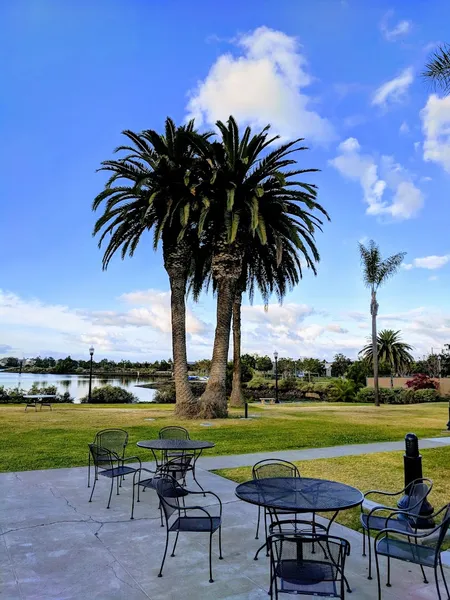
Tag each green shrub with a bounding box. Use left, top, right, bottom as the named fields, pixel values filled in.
left=330, top=379, right=358, bottom=402
left=278, top=376, right=298, bottom=392
left=154, top=384, right=176, bottom=404
left=246, top=375, right=273, bottom=390
left=81, top=385, right=136, bottom=404
left=414, top=389, right=441, bottom=403
left=356, top=386, right=442, bottom=404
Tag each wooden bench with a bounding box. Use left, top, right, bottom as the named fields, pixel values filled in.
left=260, top=397, right=276, bottom=405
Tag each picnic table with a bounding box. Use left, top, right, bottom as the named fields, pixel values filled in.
left=23, top=395, right=57, bottom=412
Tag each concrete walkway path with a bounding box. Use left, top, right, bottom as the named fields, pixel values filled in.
left=197, top=435, right=450, bottom=470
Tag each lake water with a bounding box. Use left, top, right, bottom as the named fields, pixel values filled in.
left=0, top=372, right=157, bottom=403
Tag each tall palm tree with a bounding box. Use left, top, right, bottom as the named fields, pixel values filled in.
left=423, top=44, right=450, bottom=95
left=360, top=329, right=414, bottom=376
left=92, top=119, right=211, bottom=418
left=228, top=208, right=323, bottom=407
left=359, top=241, right=406, bottom=406
left=191, top=117, right=328, bottom=417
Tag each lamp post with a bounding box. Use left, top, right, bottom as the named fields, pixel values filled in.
left=88, top=346, right=94, bottom=403
left=274, top=351, right=279, bottom=403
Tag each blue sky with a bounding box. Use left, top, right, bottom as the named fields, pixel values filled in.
left=2, top=0, right=450, bottom=361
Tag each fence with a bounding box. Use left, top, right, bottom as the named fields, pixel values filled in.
left=366, top=377, right=450, bottom=395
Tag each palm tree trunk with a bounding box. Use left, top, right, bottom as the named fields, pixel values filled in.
left=371, top=289, right=380, bottom=407
left=229, top=290, right=245, bottom=407
left=199, top=278, right=236, bottom=418
left=164, top=244, right=199, bottom=419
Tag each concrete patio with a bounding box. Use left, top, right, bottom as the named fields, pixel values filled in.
left=0, top=463, right=446, bottom=600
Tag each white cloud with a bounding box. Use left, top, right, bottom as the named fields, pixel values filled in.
left=399, top=121, right=410, bottom=134
left=0, top=288, right=210, bottom=359
left=330, top=137, right=424, bottom=220
left=380, top=11, right=412, bottom=41
left=186, top=26, right=335, bottom=144
left=372, top=67, right=414, bottom=108
left=120, top=289, right=207, bottom=335
left=421, top=94, right=450, bottom=172
left=429, top=275, right=439, bottom=281
left=402, top=255, right=450, bottom=270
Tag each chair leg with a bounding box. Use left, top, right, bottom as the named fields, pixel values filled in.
left=362, top=526, right=366, bottom=557
left=158, top=530, right=170, bottom=577
left=218, top=526, right=223, bottom=559
left=209, top=531, right=214, bottom=583
left=107, top=477, right=114, bottom=509
left=367, top=527, right=373, bottom=579
left=116, top=475, right=120, bottom=495
left=439, top=557, right=450, bottom=599
left=265, top=509, right=269, bottom=557
left=159, top=502, right=164, bottom=527
left=131, top=474, right=136, bottom=520
left=420, top=563, right=429, bottom=584
left=435, top=565, right=443, bottom=600
left=255, top=506, right=261, bottom=540
left=386, top=555, right=391, bottom=587
left=87, top=453, right=91, bottom=488
left=171, top=531, right=180, bottom=557
left=374, top=548, right=382, bottom=600
left=89, top=475, right=97, bottom=502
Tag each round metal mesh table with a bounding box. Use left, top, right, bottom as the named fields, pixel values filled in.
left=235, top=477, right=363, bottom=513
left=137, top=440, right=214, bottom=451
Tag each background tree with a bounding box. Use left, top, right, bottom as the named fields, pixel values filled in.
left=423, top=44, right=450, bottom=95
left=93, top=119, right=211, bottom=418
left=300, top=357, right=325, bottom=376
left=359, top=240, right=405, bottom=406
left=241, top=354, right=257, bottom=370
left=331, top=353, right=352, bottom=377
left=255, top=355, right=273, bottom=372
left=360, top=329, right=414, bottom=378
left=346, top=360, right=371, bottom=388
left=277, top=357, right=296, bottom=375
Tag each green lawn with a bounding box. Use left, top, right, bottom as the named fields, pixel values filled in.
left=215, top=446, right=450, bottom=534
left=0, top=401, right=449, bottom=472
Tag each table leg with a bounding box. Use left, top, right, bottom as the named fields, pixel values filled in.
left=192, top=449, right=205, bottom=495
left=325, top=510, right=352, bottom=593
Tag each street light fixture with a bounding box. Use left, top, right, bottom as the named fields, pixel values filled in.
left=88, top=346, right=95, bottom=403
left=274, top=351, right=279, bottom=404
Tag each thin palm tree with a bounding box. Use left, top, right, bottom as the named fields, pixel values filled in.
left=92, top=119, right=212, bottom=418
left=360, top=329, right=414, bottom=377
left=190, top=117, right=328, bottom=417
left=359, top=241, right=406, bottom=406
left=228, top=212, right=322, bottom=407
left=423, top=44, right=450, bottom=95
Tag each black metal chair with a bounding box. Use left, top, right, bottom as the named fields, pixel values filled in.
left=268, top=532, right=350, bottom=599
left=87, top=428, right=129, bottom=488
left=158, top=426, right=191, bottom=458
left=130, top=455, right=195, bottom=520
left=374, top=503, right=450, bottom=600
left=88, top=444, right=141, bottom=509
left=155, top=475, right=223, bottom=583
left=158, top=426, right=204, bottom=493
left=252, top=459, right=302, bottom=541
left=360, top=477, right=433, bottom=579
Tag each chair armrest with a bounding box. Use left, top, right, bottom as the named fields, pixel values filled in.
left=364, top=489, right=402, bottom=499
left=375, top=521, right=444, bottom=544
left=122, top=456, right=142, bottom=468
left=183, top=490, right=223, bottom=515
left=365, top=504, right=394, bottom=519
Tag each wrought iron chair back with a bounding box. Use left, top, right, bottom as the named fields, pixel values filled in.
left=269, top=533, right=349, bottom=599
left=95, top=428, right=128, bottom=456
left=159, top=426, right=190, bottom=440
left=252, top=459, right=301, bottom=480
